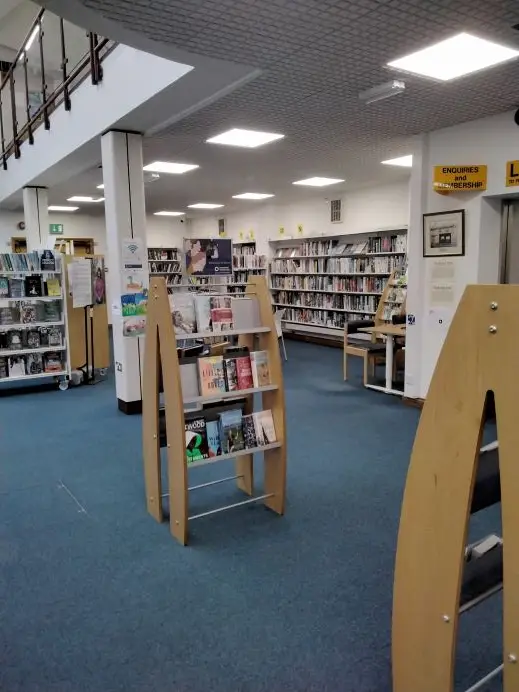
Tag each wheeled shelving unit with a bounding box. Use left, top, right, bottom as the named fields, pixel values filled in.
left=269, top=228, right=407, bottom=341
left=0, top=252, right=71, bottom=389
left=142, top=274, right=287, bottom=545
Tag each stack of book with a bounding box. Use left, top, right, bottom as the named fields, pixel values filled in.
left=185, top=407, right=276, bottom=463
left=0, top=325, right=63, bottom=351
left=0, top=251, right=61, bottom=273
left=0, top=274, right=61, bottom=299
left=180, top=347, right=271, bottom=399
left=170, top=292, right=262, bottom=335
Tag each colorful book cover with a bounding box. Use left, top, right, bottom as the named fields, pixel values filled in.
left=253, top=410, right=276, bottom=446
left=197, top=356, right=226, bottom=396
left=206, top=420, right=221, bottom=457
left=250, top=351, right=271, bottom=387
left=236, top=355, right=253, bottom=390
left=185, top=416, right=209, bottom=463
left=218, top=409, right=245, bottom=454
left=39, top=250, right=56, bottom=272
left=0, top=277, right=8, bottom=298
left=26, top=353, right=43, bottom=375
left=20, top=302, right=36, bottom=324
left=242, top=414, right=257, bottom=449
left=26, top=330, right=41, bottom=349
left=43, top=352, right=63, bottom=373
left=0, top=356, right=8, bottom=378
left=171, top=292, right=196, bottom=335
left=193, top=294, right=212, bottom=333
left=210, top=307, right=233, bottom=332
left=46, top=278, right=61, bottom=297
left=223, top=356, right=238, bottom=391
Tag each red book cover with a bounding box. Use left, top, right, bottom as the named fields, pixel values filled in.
left=236, top=355, right=253, bottom=390
left=210, top=307, right=233, bottom=332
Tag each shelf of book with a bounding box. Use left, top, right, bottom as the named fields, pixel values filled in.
left=232, top=240, right=267, bottom=294
left=0, top=251, right=71, bottom=386
left=148, top=247, right=182, bottom=293
left=269, top=229, right=407, bottom=341
left=143, top=274, right=286, bottom=545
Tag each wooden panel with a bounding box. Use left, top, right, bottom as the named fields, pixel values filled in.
left=64, top=255, right=110, bottom=370
left=392, top=285, right=519, bottom=692
left=246, top=276, right=287, bottom=515
left=143, top=277, right=188, bottom=544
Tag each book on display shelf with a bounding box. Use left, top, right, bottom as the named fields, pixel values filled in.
left=185, top=416, right=209, bottom=464
left=197, top=355, right=226, bottom=397
left=253, top=410, right=276, bottom=446
left=250, top=350, right=270, bottom=387
left=8, top=355, right=25, bottom=377
left=219, top=408, right=245, bottom=454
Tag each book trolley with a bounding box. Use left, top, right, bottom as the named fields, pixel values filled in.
left=392, top=285, right=518, bottom=691
left=142, top=275, right=287, bottom=545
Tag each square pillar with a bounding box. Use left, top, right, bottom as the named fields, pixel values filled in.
left=23, top=187, right=49, bottom=250
left=101, top=130, right=148, bottom=414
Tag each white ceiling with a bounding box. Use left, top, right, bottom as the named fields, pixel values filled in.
left=29, top=0, right=519, bottom=215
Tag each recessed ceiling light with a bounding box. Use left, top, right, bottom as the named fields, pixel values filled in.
left=97, top=184, right=104, bottom=189
left=206, top=128, right=285, bottom=148
left=359, top=80, right=406, bottom=104
left=67, top=196, right=105, bottom=203
left=381, top=155, right=413, bottom=167
left=153, top=211, right=186, bottom=216
left=143, top=161, right=199, bottom=174
left=387, top=32, right=519, bottom=81
left=232, top=192, right=275, bottom=200
left=48, top=205, right=79, bottom=212
left=188, top=203, right=224, bottom=209
left=293, top=177, right=345, bottom=187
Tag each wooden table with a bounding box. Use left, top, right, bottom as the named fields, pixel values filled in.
left=359, top=324, right=406, bottom=396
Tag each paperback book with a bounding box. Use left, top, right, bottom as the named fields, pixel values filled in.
left=43, top=352, right=63, bottom=373
left=197, top=355, right=226, bottom=396
left=46, top=278, right=61, bottom=297
left=20, top=302, right=36, bottom=324
left=26, top=330, right=41, bottom=349
left=185, top=416, right=209, bottom=463
left=26, top=353, right=44, bottom=375
left=210, top=296, right=233, bottom=332
left=242, top=414, right=258, bottom=448
left=223, top=355, right=239, bottom=391
left=235, top=354, right=253, bottom=390
left=206, top=419, right=221, bottom=457
left=0, top=356, right=8, bottom=378
left=253, top=410, right=276, bottom=446
left=24, top=275, right=43, bottom=298
left=171, top=292, right=196, bottom=335
left=219, top=408, right=245, bottom=454
left=8, top=355, right=26, bottom=377
left=193, top=294, right=212, bottom=333
left=250, top=351, right=271, bottom=386
left=0, top=277, right=8, bottom=298
left=6, top=330, right=22, bottom=351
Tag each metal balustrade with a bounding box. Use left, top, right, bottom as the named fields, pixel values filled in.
left=0, top=8, right=115, bottom=170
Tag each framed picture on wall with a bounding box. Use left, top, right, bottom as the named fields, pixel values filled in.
left=423, top=209, right=465, bottom=257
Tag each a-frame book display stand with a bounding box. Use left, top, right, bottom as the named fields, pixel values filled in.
left=392, top=284, right=519, bottom=691
left=142, top=275, right=287, bottom=545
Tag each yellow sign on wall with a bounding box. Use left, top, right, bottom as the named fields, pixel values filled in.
left=433, top=165, right=487, bottom=193
left=279, top=226, right=285, bottom=236
left=506, top=161, right=519, bottom=187
left=297, top=224, right=304, bottom=236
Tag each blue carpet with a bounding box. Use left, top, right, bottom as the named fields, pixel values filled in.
left=0, top=341, right=502, bottom=691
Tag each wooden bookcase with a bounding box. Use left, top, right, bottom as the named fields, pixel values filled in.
left=142, top=275, right=287, bottom=545
left=12, top=237, right=95, bottom=255
left=231, top=240, right=267, bottom=293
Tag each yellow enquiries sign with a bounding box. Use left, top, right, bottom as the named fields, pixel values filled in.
left=506, top=160, right=519, bottom=187
left=433, top=165, right=487, bottom=193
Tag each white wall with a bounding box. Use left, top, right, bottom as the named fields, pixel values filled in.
left=405, top=110, right=519, bottom=400
left=189, top=181, right=410, bottom=256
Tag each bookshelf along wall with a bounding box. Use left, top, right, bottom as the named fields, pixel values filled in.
left=230, top=241, right=267, bottom=294
left=269, top=229, right=407, bottom=338
left=0, top=252, right=70, bottom=385
left=148, top=247, right=182, bottom=293
left=142, top=275, right=286, bottom=546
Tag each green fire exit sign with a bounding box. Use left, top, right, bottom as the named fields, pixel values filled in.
left=49, top=223, right=64, bottom=235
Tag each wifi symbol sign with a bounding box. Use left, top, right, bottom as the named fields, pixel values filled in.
left=127, top=243, right=138, bottom=254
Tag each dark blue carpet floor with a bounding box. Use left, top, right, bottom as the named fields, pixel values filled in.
left=0, top=341, right=502, bottom=691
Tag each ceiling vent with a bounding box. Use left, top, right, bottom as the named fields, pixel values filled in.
left=330, top=199, right=342, bottom=224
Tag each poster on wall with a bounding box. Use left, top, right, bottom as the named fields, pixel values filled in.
left=183, top=238, right=232, bottom=276
left=423, top=209, right=465, bottom=258
left=91, top=257, right=106, bottom=305
left=121, top=269, right=148, bottom=337
left=71, top=258, right=94, bottom=308
left=122, top=237, right=145, bottom=270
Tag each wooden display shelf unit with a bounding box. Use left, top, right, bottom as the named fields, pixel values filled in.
left=142, top=274, right=287, bottom=545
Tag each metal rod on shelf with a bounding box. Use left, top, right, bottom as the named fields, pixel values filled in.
left=161, top=474, right=244, bottom=497
left=464, top=664, right=503, bottom=692
left=189, top=493, right=274, bottom=521
left=0, top=91, right=6, bottom=169
left=458, top=583, right=503, bottom=615
left=9, top=70, right=19, bottom=158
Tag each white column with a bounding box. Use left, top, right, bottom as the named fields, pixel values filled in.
left=101, top=130, right=148, bottom=414
left=23, top=187, right=49, bottom=250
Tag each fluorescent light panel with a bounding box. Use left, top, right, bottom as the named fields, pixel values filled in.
left=143, top=161, right=198, bottom=174
left=97, top=184, right=104, bottom=189
left=188, top=203, right=224, bottom=209
left=232, top=192, right=275, bottom=200
left=67, top=196, right=104, bottom=203
left=206, top=128, right=284, bottom=148
left=48, top=205, right=79, bottom=212
left=359, top=80, right=405, bottom=104
left=381, top=155, right=413, bottom=167
left=388, top=32, right=519, bottom=81
left=154, top=211, right=185, bottom=216
left=293, top=177, right=345, bottom=187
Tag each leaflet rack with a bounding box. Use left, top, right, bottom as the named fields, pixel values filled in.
left=392, top=284, right=519, bottom=692
left=142, top=275, right=287, bottom=545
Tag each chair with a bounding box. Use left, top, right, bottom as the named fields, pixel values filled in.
left=343, top=319, right=386, bottom=385
left=274, top=309, right=288, bottom=361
